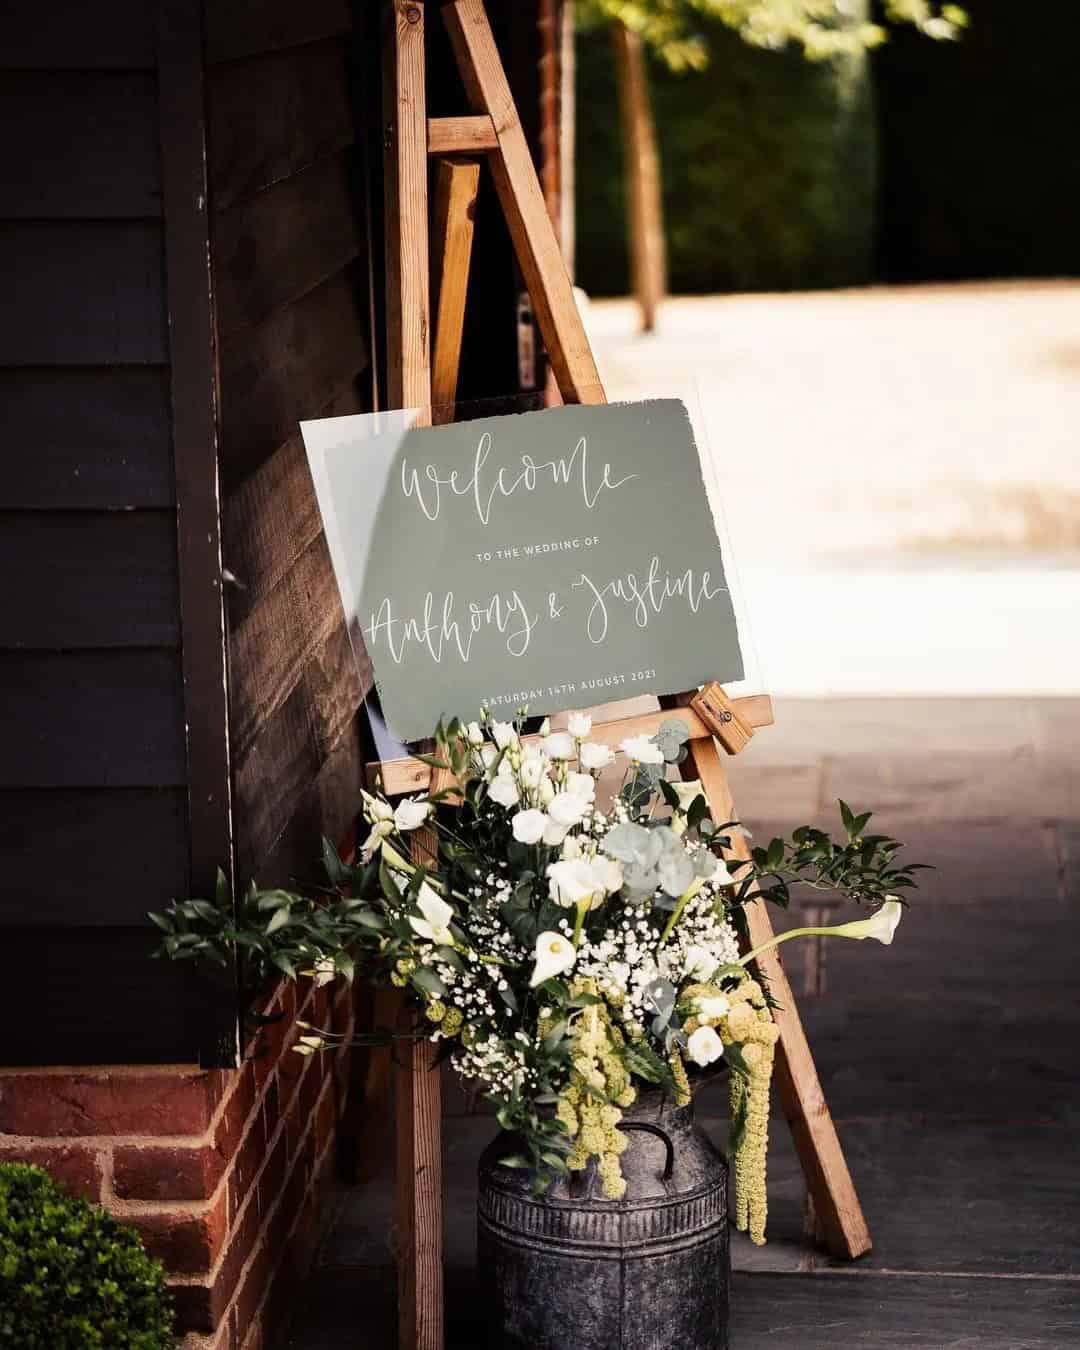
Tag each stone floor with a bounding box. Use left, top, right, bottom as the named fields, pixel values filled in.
left=287, top=696, right=1080, bottom=1349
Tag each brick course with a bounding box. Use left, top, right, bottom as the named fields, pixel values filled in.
left=0, top=977, right=356, bottom=1350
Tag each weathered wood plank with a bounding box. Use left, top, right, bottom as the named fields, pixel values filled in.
left=430, top=158, right=480, bottom=417
left=0, top=369, right=173, bottom=509
left=0, top=74, right=160, bottom=220
left=206, top=38, right=354, bottom=210
left=0, top=651, right=186, bottom=789
left=232, top=622, right=363, bottom=874
left=0, top=222, right=167, bottom=365
left=0, top=788, right=188, bottom=928
left=0, top=931, right=196, bottom=1066
left=2, top=0, right=155, bottom=69
left=0, top=512, right=179, bottom=649
left=205, top=0, right=352, bottom=65
left=212, top=149, right=364, bottom=339
left=427, top=115, right=498, bottom=155
left=217, top=267, right=369, bottom=487
left=228, top=534, right=358, bottom=761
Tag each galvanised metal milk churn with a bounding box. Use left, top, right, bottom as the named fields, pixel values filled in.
left=477, top=1088, right=729, bottom=1350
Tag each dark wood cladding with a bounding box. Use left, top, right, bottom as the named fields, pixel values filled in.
left=0, top=222, right=168, bottom=366
left=0, top=369, right=174, bottom=510
left=0, top=788, right=189, bottom=929
left=3, top=0, right=156, bottom=69
left=0, top=651, right=187, bottom=789
left=206, top=16, right=372, bottom=887
left=0, top=512, right=180, bottom=649
left=0, top=73, right=160, bottom=219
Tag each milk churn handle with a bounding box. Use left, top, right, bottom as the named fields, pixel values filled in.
left=619, top=1122, right=675, bottom=1180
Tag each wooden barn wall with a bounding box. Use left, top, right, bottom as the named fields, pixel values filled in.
left=0, top=3, right=196, bottom=1063
left=205, top=0, right=374, bottom=889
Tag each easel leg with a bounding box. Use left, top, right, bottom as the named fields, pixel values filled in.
left=685, top=735, right=873, bottom=1259
left=395, top=1022, right=443, bottom=1350
left=431, top=158, right=480, bottom=420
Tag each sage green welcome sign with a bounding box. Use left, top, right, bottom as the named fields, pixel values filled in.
left=302, top=399, right=743, bottom=744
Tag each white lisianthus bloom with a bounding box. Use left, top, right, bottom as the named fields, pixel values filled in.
left=538, top=717, right=551, bottom=737
left=312, top=955, right=337, bottom=989
left=696, top=994, right=730, bottom=1022
left=619, top=734, right=665, bottom=766
left=684, top=944, right=719, bottom=982
left=565, top=771, right=596, bottom=801
left=547, top=857, right=601, bottom=909
left=361, top=789, right=394, bottom=823
left=671, top=779, right=705, bottom=813
left=541, top=731, right=576, bottom=760
left=487, top=773, right=520, bottom=808
left=519, top=756, right=546, bottom=790
left=480, top=743, right=499, bottom=769
left=511, top=809, right=548, bottom=845
left=548, top=791, right=589, bottom=828
left=567, top=711, right=592, bottom=739
left=393, top=796, right=431, bottom=831
left=529, top=931, right=576, bottom=987
left=687, top=1024, right=724, bottom=1067
left=561, top=833, right=582, bottom=859
left=408, top=883, right=455, bottom=946
left=465, top=721, right=484, bottom=746
left=580, top=741, right=615, bottom=772
left=538, top=777, right=556, bottom=807
left=491, top=719, right=518, bottom=750
left=543, top=818, right=570, bottom=847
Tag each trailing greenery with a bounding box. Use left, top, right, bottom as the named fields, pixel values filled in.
left=0, top=1164, right=176, bottom=1350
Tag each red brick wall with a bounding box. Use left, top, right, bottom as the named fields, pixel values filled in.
left=0, top=977, right=355, bottom=1350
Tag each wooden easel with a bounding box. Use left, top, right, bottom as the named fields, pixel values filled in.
left=373, top=5, right=871, bottom=1346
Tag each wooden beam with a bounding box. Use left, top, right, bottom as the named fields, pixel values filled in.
left=430, top=158, right=480, bottom=420
left=383, top=0, right=431, bottom=414
left=682, top=736, right=873, bottom=1260
left=395, top=1013, right=444, bottom=1350
left=368, top=694, right=775, bottom=794
left=442, top=0, right=604, bottom=405
left=427, top=113, right=497, bottom=154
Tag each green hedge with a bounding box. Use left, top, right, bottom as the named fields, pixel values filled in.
left=0, top=1164, right=176, bottom=1349
left=575, top=15, right=877, bottom=295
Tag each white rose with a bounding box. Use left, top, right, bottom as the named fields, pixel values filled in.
left=393, top=796, right=431, bottom=831
left=580, top=741, right=615, bottom=772
left=567, top=711, right=592, bottom=739
left=529, top=931, right=576, bottom=988
left=696, top=994, right=731, bottom=1021
left=466, top=721, right=484, bottom=746
left=548, top=791, right=589, bottom=828
left=547, top=857, right=601, bottom=909
left=491, top=720, right=518, bottom=749
left=511, top=809, right=548, bottom=845
left=619, top=734, right=665, bottom=766
left=541, top=731, right=576, bottom=760
left=488, top=774, right=520, bottom=808
left=565, top=772, right=596, bottom=801
left=687, top=1024, right=724, bottom=1067
left=684, top=944, right=719, bottom=982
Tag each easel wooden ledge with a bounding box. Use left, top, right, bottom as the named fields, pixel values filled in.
left=370, top=5, right=872, bottom=1347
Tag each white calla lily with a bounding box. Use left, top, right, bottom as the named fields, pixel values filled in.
left=408, top=883, right=455, bottom=946
left=739, top=897, right=905, bottom=968
left=361, top=789, right=394, bottom=823
left=529, top=931, right=576, bottom=988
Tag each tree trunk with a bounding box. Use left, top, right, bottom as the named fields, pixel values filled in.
left=611, top=20, right=666, bottom=333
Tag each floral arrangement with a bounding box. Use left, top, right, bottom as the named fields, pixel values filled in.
left=152, top=709, right=921, bottom=1245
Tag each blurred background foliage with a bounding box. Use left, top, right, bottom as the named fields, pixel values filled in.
left=575, top=0, right=1080, bottom=295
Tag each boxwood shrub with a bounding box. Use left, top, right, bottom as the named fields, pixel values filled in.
left=0, top=1163, right=176, bottom=1349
